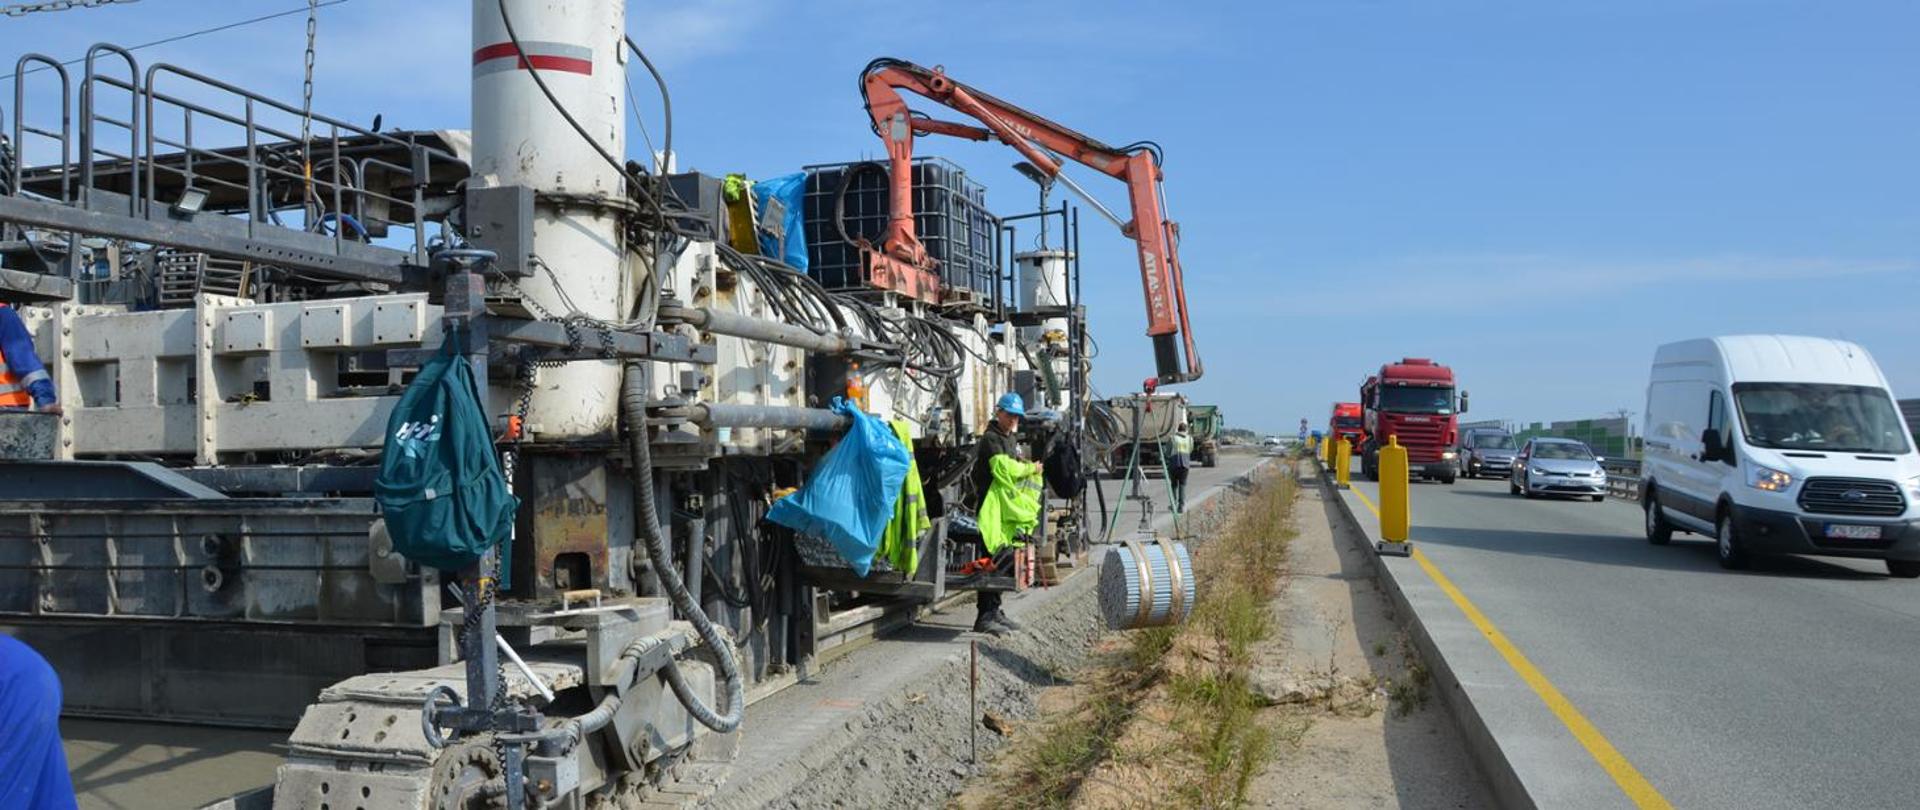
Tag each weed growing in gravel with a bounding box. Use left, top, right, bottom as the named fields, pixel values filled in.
left=1161, top=473, right=1297, bottom=807
left=967, top=470, right=1297, bottom=810
left=1387, top=634, right=1434, bottom=716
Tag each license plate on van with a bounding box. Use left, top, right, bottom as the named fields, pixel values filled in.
left=1823, top=524, right=1883, bottom=541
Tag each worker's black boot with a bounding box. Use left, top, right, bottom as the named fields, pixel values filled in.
left=972, top=612, right=1009, bottom=636
left=989, top=611, right=1023, bottom=632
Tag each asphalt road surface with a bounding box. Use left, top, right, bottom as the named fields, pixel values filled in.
left=1347, top=468, right=1920, bottom=810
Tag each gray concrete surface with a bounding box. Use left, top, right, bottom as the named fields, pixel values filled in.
left=1247, top=463, right=1493, bottom=808
left=63, top=720, right=284, bottom=810
left=712, top=451, right=1273, bottom=808
left=1336, top=462, right=1920, bottom=810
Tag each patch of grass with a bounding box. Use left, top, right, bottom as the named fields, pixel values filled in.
left=1001, top=679, right=1136, bottom=807
left=1127, top=625, right=1177, bottom=673
left=1158, top=473, right=1299, bottom=808
left=1372, top=641, right=1387, bottom=657
left=973, top=471, right=1301, bottom=810
left=1386, top=634, right=1433, bottom=716
left=993, top=624, right=1174, bottom=807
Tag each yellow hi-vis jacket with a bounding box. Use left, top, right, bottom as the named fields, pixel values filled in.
left=880, top=420, right=929, bottom=576
left=979, top=455, right=1043, bottom=553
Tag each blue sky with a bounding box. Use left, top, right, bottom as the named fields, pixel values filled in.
left=6, top=0, right=1919, bottom=435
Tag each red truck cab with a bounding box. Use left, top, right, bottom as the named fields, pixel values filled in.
left=1329, top=402, right=1366, bottom=454
left=1360, top=358, right=1468, bottom=484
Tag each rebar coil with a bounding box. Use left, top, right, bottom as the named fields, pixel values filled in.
left=1098, top=539, right=1195, bottom=630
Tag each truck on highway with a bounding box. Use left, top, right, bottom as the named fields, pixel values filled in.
left=1360, top=358, right=1466, bottom=484
left=1099, top=393, right=1190, bottom=476
left=1641, top=335, right=1920, bottom=576
left=1188, top=404, right=1222, bottom=467
left=1329, top=402, right=1366, bottom=454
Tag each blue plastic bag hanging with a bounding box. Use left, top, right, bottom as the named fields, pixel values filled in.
left=766, top=397, right=910, bottom=576
left=752, top=172, right=809, bottom=271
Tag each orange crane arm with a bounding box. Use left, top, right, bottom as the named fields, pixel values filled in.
left=859, top=58, right=1203, bottom=384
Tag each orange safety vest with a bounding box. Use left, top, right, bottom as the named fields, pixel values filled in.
left=0, top=350, right=30, bottom=407
left=0, top=306, right=38, bottom=408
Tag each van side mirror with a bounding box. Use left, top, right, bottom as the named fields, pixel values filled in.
left=1699, top=428, right=1724, bottom=462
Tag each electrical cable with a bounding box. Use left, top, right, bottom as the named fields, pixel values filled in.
left=0, top=1, right=352, bottom=82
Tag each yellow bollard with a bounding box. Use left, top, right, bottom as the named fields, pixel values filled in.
left=1334, top=438, right=1352, bottom=489
left=1377, top=435, right=1412, bottom=556
left=1322, top=434, right=1334, bottom=468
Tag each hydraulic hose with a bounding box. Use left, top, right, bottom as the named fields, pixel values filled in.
left=562, top=692, right=621, bottom=750
left=621, top=363, right=745, bottom=733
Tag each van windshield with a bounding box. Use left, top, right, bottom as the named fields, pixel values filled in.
left=1334, top=416, right=1362, bottom=428
left=1472, top=433, right=1516, bottom=450
left=1378, top=386, right=1454, bottom=414
left=1733, top=383, right=1911, bottom=454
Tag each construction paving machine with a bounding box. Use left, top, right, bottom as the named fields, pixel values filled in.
left=0, top=6, right=1201, bottom=808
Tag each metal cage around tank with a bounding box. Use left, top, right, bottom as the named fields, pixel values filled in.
left=802, top=156, right=1002, bottom=301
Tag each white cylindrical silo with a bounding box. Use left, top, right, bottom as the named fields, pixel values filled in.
left=471, top=0, right=628, bottom=440
left=1014, top=250, right=1073, bottom=411
left=1014, top=250, right=1071, bottom=340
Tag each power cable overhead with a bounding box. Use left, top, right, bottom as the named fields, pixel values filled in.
left=0, top=1, right=350, bottom=81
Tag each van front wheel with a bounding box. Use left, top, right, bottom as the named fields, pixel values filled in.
left=1643, top=487, right=1673, bottom=545
left=1887, top=560, right=1920, bottom=579
left=1716, top=512, right=1750, bottom=570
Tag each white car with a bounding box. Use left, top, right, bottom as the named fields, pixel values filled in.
left=1640, top=335, right=1920, bottom=576
left=1510, top=438, right=1607, bottom=501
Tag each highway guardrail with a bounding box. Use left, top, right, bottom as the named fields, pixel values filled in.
left=1600, top=458, right=1641, bottom=501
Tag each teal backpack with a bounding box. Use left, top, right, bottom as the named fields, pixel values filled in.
left=374, top=334, right=519, bottom=579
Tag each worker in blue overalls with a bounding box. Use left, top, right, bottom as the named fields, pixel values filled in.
left=0, top=302, right=59, bottom=412
left=0, top=635, right=77, bottom=809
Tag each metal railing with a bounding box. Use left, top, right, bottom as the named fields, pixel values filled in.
left=8, top=43, right=461, bottom=269
left=1601, top=457, right=1642, bottom=500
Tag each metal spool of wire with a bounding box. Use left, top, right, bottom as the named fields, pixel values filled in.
left=1098, top=538, right=1194, bottom=630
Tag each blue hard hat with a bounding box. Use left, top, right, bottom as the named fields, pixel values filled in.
left=996, top=392, right=1026, bottom=417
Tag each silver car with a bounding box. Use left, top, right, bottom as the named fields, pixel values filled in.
left=1510, top=437, right=1608, bottom=501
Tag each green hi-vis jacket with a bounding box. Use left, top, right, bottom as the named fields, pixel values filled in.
left=979, top=454, right=1044, bottom=553
left=880, top=420, right=930, bottom=576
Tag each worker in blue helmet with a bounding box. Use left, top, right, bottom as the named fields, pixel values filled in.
left=965, top=392, right=1038, bottom=635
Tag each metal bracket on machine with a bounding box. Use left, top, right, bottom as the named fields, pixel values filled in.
left=384, top=319, right=717, bottom=368
left=490, top=318, right=716, bottom=364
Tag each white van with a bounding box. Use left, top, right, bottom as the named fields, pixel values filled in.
left=1641, top=335, right=1920, bottom=576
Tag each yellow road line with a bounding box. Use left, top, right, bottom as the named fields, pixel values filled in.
left=1349, top=486, right=1672, bottom=809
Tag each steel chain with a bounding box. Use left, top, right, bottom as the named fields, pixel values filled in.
left=1, top=0, right=135, bottom=17
left=299, top=0, right=319, bottom=220
left=500, top=274, right=619, bottom=361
